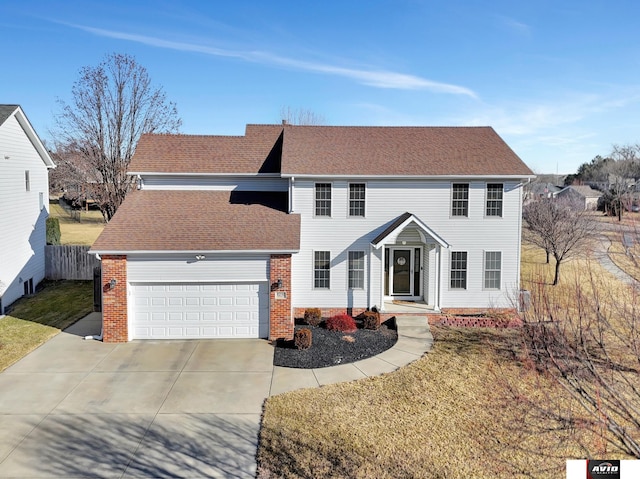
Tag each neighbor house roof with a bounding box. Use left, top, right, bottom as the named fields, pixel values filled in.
left=129, top=124, right=534, bottom=178
left=129, top=124, right=283, bottom=174
left=560, top=185, right=603, bottom=198
left=90, top=190, right=300, bottom=253
left=279, top=125, right=534, bottom=177
left=0, top=104, right=20, bottom=126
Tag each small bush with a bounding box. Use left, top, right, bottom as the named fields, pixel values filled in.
left=326, top=314, right=357, bottom=333
left=363, top=310, right=381, bottom=330
left=303, top=308, right=322, bottom=326
left=46, top=217, right=61, bottom=245
left=294, top=328, right=312, bottom=350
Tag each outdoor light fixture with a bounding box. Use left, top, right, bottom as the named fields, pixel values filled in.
left=276, top=279, right=283, bottom=289
left=195, top=255, right=206, bottom=261
left=109, top=279, right=117, bottom=289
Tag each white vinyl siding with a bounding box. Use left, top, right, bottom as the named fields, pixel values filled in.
left=290, top=179, right=523, bottom=310
left=348, top=251, right=365, bottom=289
left=0, top=114, right=49, bottom=312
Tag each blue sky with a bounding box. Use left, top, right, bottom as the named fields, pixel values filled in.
left=2, top=0, right=640, bottom=174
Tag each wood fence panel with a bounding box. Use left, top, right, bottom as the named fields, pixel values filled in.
left=45, top=245, right=101, bottom=280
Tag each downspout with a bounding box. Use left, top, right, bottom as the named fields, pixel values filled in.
left=515, top=178, right=530, bottom=297
left=289, top=177, right=295, bottom=213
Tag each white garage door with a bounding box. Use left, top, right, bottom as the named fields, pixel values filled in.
left=131, top=283, right=269, bottom=339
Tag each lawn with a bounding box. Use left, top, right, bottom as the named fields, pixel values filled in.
left=257, top=244, right=634, bottom=478
left=49, top=202, right=105, bottom=245
left=0, top=280, right=94, bottom=371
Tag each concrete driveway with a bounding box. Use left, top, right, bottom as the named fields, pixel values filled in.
left=0, top=313, right=273, bottom=478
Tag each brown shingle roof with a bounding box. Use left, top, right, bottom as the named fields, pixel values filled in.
left=129, top=124, right=533, bottom=177
left=90, top=190, right=300, bottom=253
left=280, top=125, right=533, bottom=176
left=129, top=124, right=283, bottom=174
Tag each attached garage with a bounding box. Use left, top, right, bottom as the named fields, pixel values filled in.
left=131, top=282, right=269, bottom=339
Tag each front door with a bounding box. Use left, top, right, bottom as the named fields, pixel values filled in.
left=385, top=247, right=423, bottom=299
left=392, top=249, right=412, bottom=295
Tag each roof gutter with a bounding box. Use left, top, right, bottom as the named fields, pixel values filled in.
left=88, top=249, right=300, bottom=256
left=279, top=173, right=537, bottom=180
left=126, top=172, right=282, bottom=177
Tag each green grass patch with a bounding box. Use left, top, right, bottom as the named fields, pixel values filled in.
left=49, top=203, right=105, bottom=245
left=0, top=280, right=93, bottom=371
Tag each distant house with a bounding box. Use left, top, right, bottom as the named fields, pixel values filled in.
left=524, top=182, right=562, bottom=203
left=556, top=185, right=603, bottom=210
left=0, top=105, right=55, bottom=314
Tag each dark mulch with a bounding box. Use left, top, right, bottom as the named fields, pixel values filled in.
left=273, top=317, right=398, bottom=369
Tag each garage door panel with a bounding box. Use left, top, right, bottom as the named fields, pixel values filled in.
left=131, top=282, right=269, bottom=339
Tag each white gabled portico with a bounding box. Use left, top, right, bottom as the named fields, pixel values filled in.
left=370, top=212, right=449, bottom=312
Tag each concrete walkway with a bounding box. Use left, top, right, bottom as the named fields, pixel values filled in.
left=0, top=313, right=432, bottom=478
left=270, top=316, right=433, bottom=395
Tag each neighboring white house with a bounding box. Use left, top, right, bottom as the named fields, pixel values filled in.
left=90, top=124, right=535, bottom=342
left=556, top=185, right=603, bottom=210
left=0, top=105, right=55, bottom=314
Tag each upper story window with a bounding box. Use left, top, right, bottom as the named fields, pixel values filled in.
left=486, top=183, right=503, bottom=217
left=450, top=251, right=468, bottom=289
left=314, top=251, right=331, bottom=289
left=315, top=183, right=331, bottom=217
left=349, top=183, right=366, bottom=217
left=451, top=183, right=469, bottom=217
left=25, top=171, right=30, bottom=191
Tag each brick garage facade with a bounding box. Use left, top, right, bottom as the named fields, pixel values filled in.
left=269, top=254, right=294, bottom=340
left=101, top=255, right=128, bottom=342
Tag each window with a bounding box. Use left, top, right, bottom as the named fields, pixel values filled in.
left=451, top=183, right=469, bottom=216
left=486, top=183, right=503, bottom=217
left=25, top=171, right=30, bottom=191
left=314, top=251, right=330, bottom=288
left=315, top=183, right=332, bottom=216
left=450, top=252, right=467, bottom=289
left=349, top=183, right=366, bottom=217
left=348, top=251, right=365, bottom=289
left=484, top=251, right=502, bottom=289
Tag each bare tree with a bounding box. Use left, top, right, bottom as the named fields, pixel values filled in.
left=520, top=265, right=640, bottom=458
left=55, top=53, right=181, bottom=221
left=523, top=198, right=596, bottom=285
left=279, top=106, right=326, bottom=125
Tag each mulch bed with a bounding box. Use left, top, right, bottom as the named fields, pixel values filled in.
left=273, top=317, right=398, bottom=369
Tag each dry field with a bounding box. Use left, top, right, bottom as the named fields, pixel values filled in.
left=257, top=244, right=636, bottom=478
left=49, top=202, right=105, bottom=245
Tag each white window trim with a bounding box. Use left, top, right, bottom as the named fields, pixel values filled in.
left=313, top=250, right=331, bottom=290
left=450, top=182, right=469, bottom=218
left=347, top=182, right=367, bottom=218
left=484, top=182, right=504, bottom=218
left=348, top=250, right=366, bottom=290
left=449, top=250, right=468, bottom=290
left=313, top=182, right=332, bottom=218
left=483, top=250, right=502, bottom=290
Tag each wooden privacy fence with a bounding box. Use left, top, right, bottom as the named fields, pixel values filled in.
left=45, top=245, right=101, bottom=280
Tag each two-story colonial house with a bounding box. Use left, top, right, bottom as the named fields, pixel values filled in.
left=90, top=124, right=534, bottom=342
left=0, top=105, right=56, bottom=314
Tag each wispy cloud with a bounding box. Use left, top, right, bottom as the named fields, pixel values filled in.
left=70, top=24, right=478, bottom=97
left=496, top=15, right=532, bottom=36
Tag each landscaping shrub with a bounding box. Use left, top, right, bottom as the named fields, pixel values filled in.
left=363, top=310, right=381, bottom=330
left=46, top=217, right=61, bottom=245
left=303, top=308, right=322, bottom=326
left=326, top=314, right=357, bottom=333
left=294, top=328, right=312, bottom=350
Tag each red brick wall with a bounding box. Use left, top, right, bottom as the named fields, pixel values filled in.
left=101, top=255, right=128, bottom=342
left=269, top=254, right=293, bottom=340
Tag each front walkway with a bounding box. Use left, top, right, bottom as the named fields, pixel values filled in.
left=270, top=316, right=433, bottom=395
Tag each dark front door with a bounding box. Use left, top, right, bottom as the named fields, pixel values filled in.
left=392, top=249, right=412, bottom=295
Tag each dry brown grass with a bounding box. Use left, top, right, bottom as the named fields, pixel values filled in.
left=257, top=244, right=636, bottom=478
left=0, top=281, right=93, bottom=371
left=49, top=202, right=105, bottom=245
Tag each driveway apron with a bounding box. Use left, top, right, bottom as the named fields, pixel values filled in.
left=0, top=313, right=273, bottom=478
